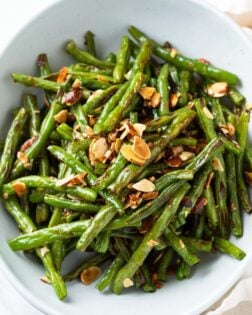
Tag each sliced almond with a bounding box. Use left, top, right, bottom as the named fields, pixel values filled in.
left=91, top=137, right=108, bottom=161
left=142, top=191, right=159, bottom=200
left=40, top=246, right=50, bottom=257
left=80, top=266, right=101, bottom=285
left=139, top=86, right=156, bottom=100
left=212, top=157, right=224, bottom=172
left=167, top=156, right=182, bottom=168
left=56, top=173, right=87, bottom=187
left=57, top=66, right=68, bottom=83
left=120, top=144, right=146, bottom=166
left=133, top=123, right=146, bottom=137
left=171, top=145, right=184, bottom=157
left=54, top=109, right=68, bottom=123
left=123, top=278, right=134, bottom=288
left=147, top=239, right=159, bottom=247
left=207, top=82, right=228, bottom=98
left=170, top=93, right=179, bottom=107
left=11, top=181, right=27, bottom=197
left=132, top=179, right=156, bottom=192
left=219, top=123, right=235, bottom=137
left=85, top=125, right=94, bottom=138
left=124, top=191, right=143, bottom=209
left=178, top=239, right=185, bottom=249
left=40, top=275, right=51, bottom=284
left=151, top=92, right=161, bottom=108
left=205, top=172, right=214, bottom=189
left=20, top=136, right=38, bottom=152
left=202, top=107, right=214, bottom=120
left=88, top=115, right=97, bottom=126
left=179, top=151, right=195, bottom=162
left=245, top=103, right=252, bottom=111
left=72, top=78, right=82, bottom=88
left=170, top=48, right=177, bottom=58
left=132, top=136, right=151, bottom=160
left=115, top=138, right=122, bottom=153
left=17, top=151, right=29, bottom=165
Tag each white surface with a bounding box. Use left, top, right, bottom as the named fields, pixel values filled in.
left=0, top=1, right=252, bottom=315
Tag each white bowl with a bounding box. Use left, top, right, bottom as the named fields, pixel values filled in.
left=0, top=0, right=252, bottom=314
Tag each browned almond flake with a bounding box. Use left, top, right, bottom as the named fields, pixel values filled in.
left=80, top=266, right=101, bottom=285
left=139, top=216, right=155, bottom=234
left=17, top=151, right=29, bottom=165
left=139, top=86, right=156, bottom=100
left=54, top=109, right=68, bottom=123
left=167, top=156, right=182, bottom=168
left=56, top=173, right=87, bottom=187
left=212, top=157, right=224, bottom=172
left=85, top=125, right=95, bottom=138
left=40, top=246, right=50, bottom=257
left=132, top=136, right=151, bottom=160
left=88, top=115, right=97, bottom=126
left=178, top=239, right=185, bottom=249
left=219, top=123, right=235, bottom=137
left=202, top=107, right=214, bottom=120
left=142, top=191, right=159, bottom=200
left=40, top=275, right=51, bottom=284
left=171, top=145, right=183, bottom=157
left=179, top=151, right=195, bottom=162
left=20, top=136, right=38, bottom=152
left=125, top=191, right=142, bottom=209
left=91, top=137, right=108, bottom=161
left=151, top=92, right=161, bottom=108
left=207, top=82, right=228, bottom=98
left=62, top=87, right=82, bottom=106
left=132, top=179, right=156, bottom=192
left=123, top=278, right=134, bottom=288
left=11, top=181, right=27, bottom=197
left=170, top=93, right=179, bottom=107
left=192, top=197, right=208, bottom=214
left=120, top=144, right=146, bottom=166
left=115, top=138, right=122, bottom=153
left=170, top=48, right=177, bottom=58
left=245, top=103, right=252, bottom=111
left=205, top=172, right=214, bottom=189
left=133, top=123, right=146, bottom=137
left=72, top=78, right=82, bottom=88
left=147, top=239, right=159, bottom=247
left=57, top=66, right=68, bottom=83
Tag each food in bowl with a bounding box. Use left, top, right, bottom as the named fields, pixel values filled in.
left=0, top=26, right=250, bottom=300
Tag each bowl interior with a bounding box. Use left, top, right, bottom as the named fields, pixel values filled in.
left=0, top=0, right=252, bottom=315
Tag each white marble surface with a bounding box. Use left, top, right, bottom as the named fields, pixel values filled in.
left=0, top=1, right=251, bottom=314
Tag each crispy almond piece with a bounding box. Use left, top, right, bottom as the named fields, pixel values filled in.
left=80, top=266, right=101, bottom=285
left=205, top=172, right=214, bottom=189
left=139, top=86, right=156, bottom=100
left=12, top=181, right=27, bottom=197
left=170, top=93, right=179, bottom=107
left=212, top=157, right=224, bottom=172
left=40, top=275, right=51, bottom=284
left=72, top=78, right=82, bottom=88
left=54, top=109, right=68, bottom=123
left=170, top=48, right=177, bottom=58
left=40, top=246, right=50, bottom=257
left=132, top=136, right=151, bottom=160
left=125, top=191, right=143, bottom=209
left=151, top=92, right=161, bottom=108
left=219, top=123, right=235, bottom=137
left=139, top=216, right=155, bottom=234
left=171, top=145, right=184, bottom=157
left=17, top=151, right=29, bottom=165
left=88, top=115, right=97, bottom=126
left=179, top=151, right=195, bottom=162
left=207, top=82, right=228, bottom=98
left=133, top=123, right=146, bottom=137
left=142, top=191, right=159, bottom=200
left=245, top=103, right=252, bottom=111
left=123, top=278, right=134, bottom=288
left=20, top=136, right=38, bottom=152
left=132, top=179, right=156, bottom=192
left=167, top=156, right=182, bottom=168
left=115, top=138, right=122, bottom=153
left=91, top=137, right=108, bottom=161
left=56, top=173, right=87, bottom=187
left=202, top=107, right=214, bottom=120
left=57, top=66, right=68, bottom=83
left=85, top=125, right=94, bottom=138
left=178, top=239, right=185, bottom=249
left=120, top=144, right=146, bottom=166
left=147, top=239, right=159, bottom=247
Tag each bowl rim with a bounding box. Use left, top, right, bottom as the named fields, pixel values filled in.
left=0, top=0, right=252, bottom=314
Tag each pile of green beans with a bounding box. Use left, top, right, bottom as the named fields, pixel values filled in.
left=1, top=26, right=250, bottom=300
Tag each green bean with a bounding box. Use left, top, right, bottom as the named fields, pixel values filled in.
left=178, top=70, right=190, bottom=106
left=145, top=113, right=175, bottom=132
left=0, top=108, right=28, bottom=189
left=66, top=40, right=115, bottom=68
left=130, top=40, right=153, bottom=78
left=155, top=170, right=194, bottom=192
left=113, top=36, right=131, bottom=83
left=93, top=231, right=111, bottom=253
left=37, top=53, right=52, bottom=76
left=128, top=26, right=239, bottom=85
left=8, top=220, right=91, bottom=251
left=214, top=237, right=246, bottom=260
left=23, top=94, right=41, bottom=137
left=203, top=184, right=218, bottom=228
left=157, top=63, right=170, bottom=115
left=4, top=196, right=66, bottom=299
left=84, top=30, right=96, bottom=56
left=141, top=264, right=156, bottom=292
left=56, top=123, right=73, bottom=141
left=105, top=52, right=117, bottom=63
left=170, top=137, right=198, bottom=147
left=176, top=261, right=191, bottom=280
left=112, top=183, right=190, bottom=294
left=156, top=248, right=174, bottom=282
left=44, top=194, right=100, bottom=213
left=228, top=87, right=245, bottom=107
left=70, top=63, right=113, bottom=75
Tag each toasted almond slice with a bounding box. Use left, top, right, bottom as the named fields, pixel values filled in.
left=202, top=107, right=214, bottom=120
left=132, top=136, right=151, bottom=160
left=89, top=139, right=97, bottom=165
left=170, top=93, right=179, bottom=107
left=147, top=239, right=159, bottom=247
left=167, top=156, right=182, bottom=168
left=123, top=278, right=134, bottom=288
left=54, top=109, right=68, bottom=123
left=80, top=266, right=101, bottom=285
left=132, top=179, right=156, bottom=192
left=72, top=78, right=82, bottom=88
left=85, top=125, right=94, bottom=138
left=219, top=123, right=235, bottom=137
left=91, top=137, right=108, bottom=160
left=139, top=86, right=156, bottom=100
left=151, top=92, right=161, bottom=107
left=20, top=136, right=38, bottom=152
left=245, top=103, right=252, bottom=111
left=170, top=48, right=177, bottom=58
left=120, top=144, right=146, bottom=166
left=179, top=151, right=195, bottom=162
left=212, top=157, right=224, bottom=172
left=178, top=239, right=185, bottom=249
left=11, top=181, right=27, bottom=197
left=88, top=115, right=97, bottom=126
left=57, top=66, right=68, bottom=83
left=40, top=246, right=50, bottom=257
left=17, top=151, right=29, bottom=165
left=142, top=191, right=159, bottom=200
left=205, top=172, right=214, bottom=189
left=115, top=138, right=122, bottom=153
left=40, top=275, right=51, bottom=284
left=56, top=173, right=87, bottom=187
left=207, top=82, right=228, bottom=98
left=133, top=123, right=146, bottom=137
left=171, top=145, right=184, bottom=157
